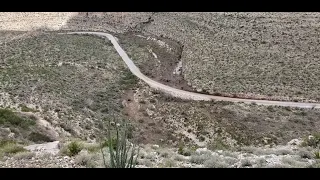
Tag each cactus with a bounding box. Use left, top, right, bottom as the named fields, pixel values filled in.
left=101, top=119, right=139, bottom=168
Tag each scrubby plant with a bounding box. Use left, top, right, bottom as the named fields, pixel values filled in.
left=19, top=104, right=38, bottom=113
left=66, top=141, right=83, bottom=156
left=160, top=159, right=176, bottom=168
left=75, top=152, right=99, bottom=168
left=0, top=140, right=27, bottom=158
left=203, top=155, right=228, bottom=168
left=101, top=119, right=139, bottom=168
left=177, top=144, right=192, bottom=156
left=240, top=159, right=252, bottom=167
left=190, top=152, right=212, bottom=164
left=314, top=151, right=320, bottom=159
left=208, top=138, right=230, bottom=151
left=0, top=108, right=35, bottom=129
left=13, top=151, right=35, bottom=160
left=301, top=133, right=320, bottom=148
left=298, top=150, right=313, bottom=159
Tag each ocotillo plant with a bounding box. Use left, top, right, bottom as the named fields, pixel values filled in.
left=101, top=119, right=139, bottom=168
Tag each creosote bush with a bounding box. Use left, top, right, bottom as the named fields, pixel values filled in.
left=67, top=141, right=83, bottom=157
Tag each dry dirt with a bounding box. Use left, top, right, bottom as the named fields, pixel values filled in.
left=142, top=12, right=320, bottom=102
left=1, top=12, right=320, bottom=168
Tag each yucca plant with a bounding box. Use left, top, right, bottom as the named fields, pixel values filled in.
left=101, top=120, right=139, bottom=168
left=314, top=150, right=320, bottom=159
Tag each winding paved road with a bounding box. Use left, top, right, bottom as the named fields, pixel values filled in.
left=61, top=31, right=320, bottom=109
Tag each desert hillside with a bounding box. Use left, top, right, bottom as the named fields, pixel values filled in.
left=0, top=12, right=319, bottom=168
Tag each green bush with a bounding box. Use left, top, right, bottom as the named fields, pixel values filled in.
left=28, top=132, right=52, bottom=143
left=67, top=141, right=83, bottom=156
left=314, top=151, right=320, bottom=159
left=301, top=133, right=320, bottom=148
left=178, top=145, right=192, bottom=156
left=0, top=108, right=35, bottom=129
left=0, top=140, right=27, bottom=158
left=119, top=71, right=139, bottom=90
left=19, top=104, right=38, bottom=113
left=208, top=138, right=230, bottom=151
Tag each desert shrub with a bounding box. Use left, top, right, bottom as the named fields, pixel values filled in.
left=298, top=150, right=313, bottom=159
left=224, top=157, right=238, bottom=165
left=140, top=159, right=153, bottom=167
left=19, top=104, right=38, bottom=113
left=144, top=153, right=156, bottom=160
left=173, top=155, right=187, bottom=162
left=190, top=152, right=212, bottom=164
left=240, top=159, right=252, bottom=167
left=301, top=133, right=320, bottom=148
left=308, top=162, right=320, bottom=168
left=0, top=140, right=27, bottom=156
left=203, top=155, right=228, bottom=168
left=119, top=71, right=139, bottom=90
left=255, top=157, right=267, bottom=168
left=159, top=149, right=170, bottom=158
left=75, top=153, right=99, bottom=168
left=83, top=143, right=101, bottom=153
left=159, top=159, right=176, bottom=168
left=0, top=108, right=35, bottom=129
left=28, top=132, right=52, bottom=143
left=149, top=99, right=156, bottom=103
left=208, top=138, right=230, bottom=151
left=314, top=151, right=320, bottom=159
left=178, top=145, right=192, bottom=156
left=101, top=119, right=139, bottom=168
left=281, top=157, right=305, bottom=167
left=13, top=151, right=35, bottom=160
left=220, top=151, right=238, bottom=158
left=65, top=141, right=83, bottom=157
left=267, top=106, right=275, bottom=112
left=274, top=148, right=293, bottom=155
left=267, top=163, right=291, bottom=168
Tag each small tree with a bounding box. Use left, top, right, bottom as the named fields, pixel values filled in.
left=101, top=119, right=139, bottom=168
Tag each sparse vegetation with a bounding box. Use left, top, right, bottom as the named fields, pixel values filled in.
left=0, top=32, right=146, bottom=142
left=13, top=151, right=35, bottom=160
left=0, top=108, right=35, bottom=129
left=298, top=150, right=313, bottom=159
left=75, top=152, right=100, bottom=168
left=314, top=151, right=320, bottom=159
left=119, top=71, right=139, bottom=90
left=160, top=159, right=176, bottom=168
left=240, top=159, right=252, bottom=167
left=190, top=151, right=212, bottom=164
left=65, top=141, right=83, bottom=157
left=208, top=138, right=230, bottom=151
left=178, top=145, right=192, bottom=156
left=0, top=140, right=27, bottom=159
left=301, top=133, right=320, bottom=148
left=145, top=12, right=320, bottom=102
left=28, top=132, right=52, bottom=143
left=19, top=104, right=38, bottom=113
left=1, top=13, right=320, bottom=168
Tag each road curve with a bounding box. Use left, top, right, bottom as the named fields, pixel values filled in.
left=60, top=31, right=320, bottom=109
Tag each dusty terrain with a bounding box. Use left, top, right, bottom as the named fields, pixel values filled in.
left=0, top=12, right=320, bottom=168
left=1, top=138, right=319, bottom=168
left=0, top=32, right=149, bottom=144
left=124, top=81, right=320, bottom=148
left=142, top=12, right=320, bottom=102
